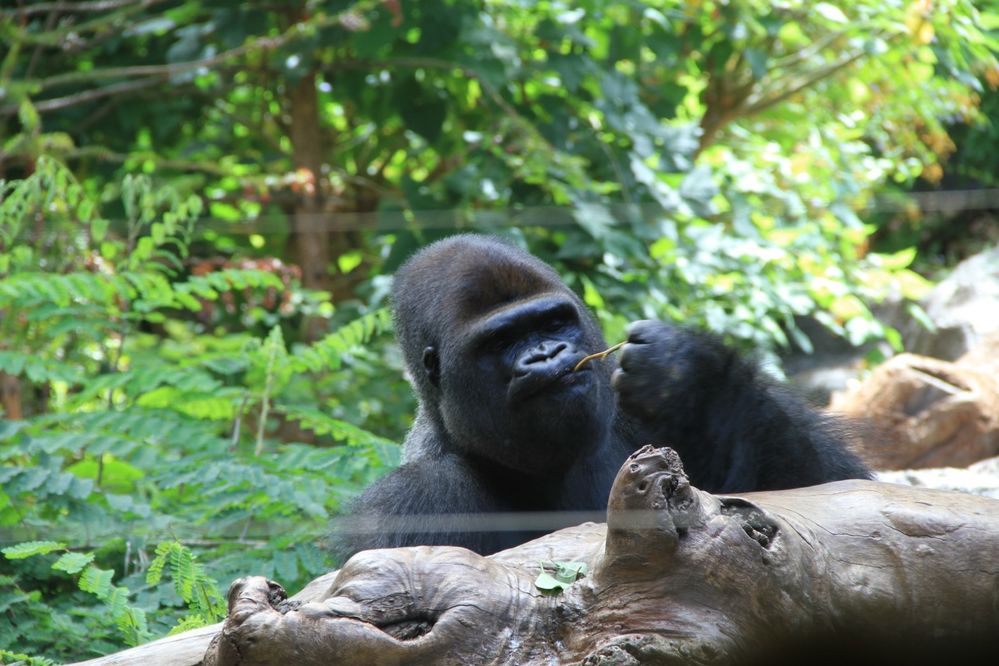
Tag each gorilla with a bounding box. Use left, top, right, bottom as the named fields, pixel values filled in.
left=337, top=234, right=869, bottom=557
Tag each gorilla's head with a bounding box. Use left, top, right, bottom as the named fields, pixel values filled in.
left=392, top=235, right=614, bottom=474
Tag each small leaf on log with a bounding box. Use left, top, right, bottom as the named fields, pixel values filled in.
left=535, top=560, right=587, bottom=592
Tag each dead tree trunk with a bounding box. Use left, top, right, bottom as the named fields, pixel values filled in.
left=74, top=446, right=999, bottom=666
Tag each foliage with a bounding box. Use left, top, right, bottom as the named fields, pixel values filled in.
left=1, top=0, right=993, bottom=356
left=0, top=160, right=401, bottom=661
left=0, top=1, right=996, bottom=661
left=0, top=651, right=56, bottom=666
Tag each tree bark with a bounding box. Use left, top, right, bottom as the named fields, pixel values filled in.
left=72, top=446, right=999, bottom=666
left=287, top=70, right=333, bottom=341
left=0, top=370, right=22, bottom=419
left=285, top=69, right=374, bottom=338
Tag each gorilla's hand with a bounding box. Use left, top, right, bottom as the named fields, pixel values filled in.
left=611, top=320, right=725, bottom=420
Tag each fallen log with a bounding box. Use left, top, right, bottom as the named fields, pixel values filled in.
left=74, top=446, right=999, bottom=665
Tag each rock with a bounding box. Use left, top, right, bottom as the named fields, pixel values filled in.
left=903, top=244, right=999, bottom=360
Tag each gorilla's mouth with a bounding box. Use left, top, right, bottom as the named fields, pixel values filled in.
left=508, top=360, right=591, bottom=403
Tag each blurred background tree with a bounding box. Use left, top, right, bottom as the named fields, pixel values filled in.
left=0, top=0, right=996, bottom=661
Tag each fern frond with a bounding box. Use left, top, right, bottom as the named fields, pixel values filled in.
left=145, top=542, right=172, bottom=585
left=174, top=268, right=287, bottom=302
left=290, top=308, right=392, bottom=373
left=169, top=543, right=197, bottom=600
left=39, top=408, right=227, bottom=453
left=52, top=552, right=95, bottom=574
left=0, top=350, right=86, bottom=385
left=0, top=272, right=131, bottom=309
left=78, top=564, right=115, bottom=601
left=168, top=614, right=212, bottom=635
left=0, top=649, right=58, bottom=666
left=278, top=404, right=396, bottom=448
left=1, top=540, right=65, bottom=559
left=71, top=363, right=223, bottom=406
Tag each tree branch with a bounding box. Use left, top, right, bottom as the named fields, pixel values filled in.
left=769, top=30, right=850, bottom=72
left=741, top=49, right=868, bottom=117
left=1, top=0, right=152, bottom=16
left=1, top=0, right=169, bottom=47
left=62, top=146, right=235, bottom=176
left=9, top=1, right=379, bottom=95
left=24, top=35, right=285, bottom=92
left=697, top=48, right=870, bottom=154
left=0, top=76, right=166, bottom=115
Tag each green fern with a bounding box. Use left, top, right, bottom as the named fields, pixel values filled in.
left=279, top=404, right=396, bottom=448
left=0, top=157, right=399, bottom=658
left=0, top=157, right=89, bottom=247
left=78, top=565, right=115, bottom=600
left=0, top=351, right=86, bottom=385
left=39, top=408, right=227, bottom=452
left=1, top=543, right=153, bottom=647
left=1, top=541, right=65, bottom=559
left=147, top=541, right=225, bottom=623
left=0, top=649, right=58, bottom=666
left=71, top=363, right=224, bottom=406
left=175, top=268, right=287, bottom=301
left=290, top=308, right=392, bottom=373
left=0, top=272, right=129, bottom=309
left=52, top=552, right=94, bottom=574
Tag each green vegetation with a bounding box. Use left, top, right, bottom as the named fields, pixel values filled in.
left=0, top=160, right=398, bottom=660
left=0, top=0, right=995, bottom=661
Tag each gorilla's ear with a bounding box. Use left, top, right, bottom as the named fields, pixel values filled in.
left=422, top=346, right=440, bottom=387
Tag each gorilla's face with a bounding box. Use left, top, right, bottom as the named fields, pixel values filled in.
left=434, top=292, right=613, bottom=474
left=394, top=235, right=615, bottom=475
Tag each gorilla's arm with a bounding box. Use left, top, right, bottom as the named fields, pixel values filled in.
left=334, top=453, right=515, bottom=560
left=613, top=320, right=870, bottom=492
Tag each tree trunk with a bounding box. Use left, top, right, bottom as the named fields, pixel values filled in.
left=0, top=371, right=22, bottom=418
left=285, top=70, right=374, bottom=339
left=71, top=446, right=999, bottom=666
left=287, top=70, right=333, bottom=341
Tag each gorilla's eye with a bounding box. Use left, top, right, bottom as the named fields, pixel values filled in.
left=543, top=317, right=566, bottom=333
left=480, top=332, right=511, bottom=353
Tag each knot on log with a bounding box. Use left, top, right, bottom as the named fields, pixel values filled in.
left=603, top=445, right=703, bottom=570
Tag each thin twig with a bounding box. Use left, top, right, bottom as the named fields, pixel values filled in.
left=254, top=341, right=278, bottom=457
left=741, top=50, right=868, bottom=117
left=0, top=76, right=165, bottom=116
left=573, top=341, right=626, bottom=372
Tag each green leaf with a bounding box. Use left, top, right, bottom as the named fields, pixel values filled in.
left=53, top=552, right=95, bottom=574
left=552, top=561, right=587, bottom=582
left=815, top=3, right=848, bottom=23
left=534, top=571, right=564, bottom=591
left=2, top=541, right=65, bottom=559
left=744, top=48, right=768, bottom=81
left=573, top=203, right=615, bottom=239
left=906, top=302, right=937, bottom=333
left=18, top=100, right=39, bottom=131
left=534, top=560, right=587, bottom=592
left=0, top=419, right=28, bottom=441
left=79, top=564, right=115, bottom=600
left=876, top=247, right=917, bottom=270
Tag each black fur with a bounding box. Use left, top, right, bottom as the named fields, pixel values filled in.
left=336, top=235, right=869, bottom=558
